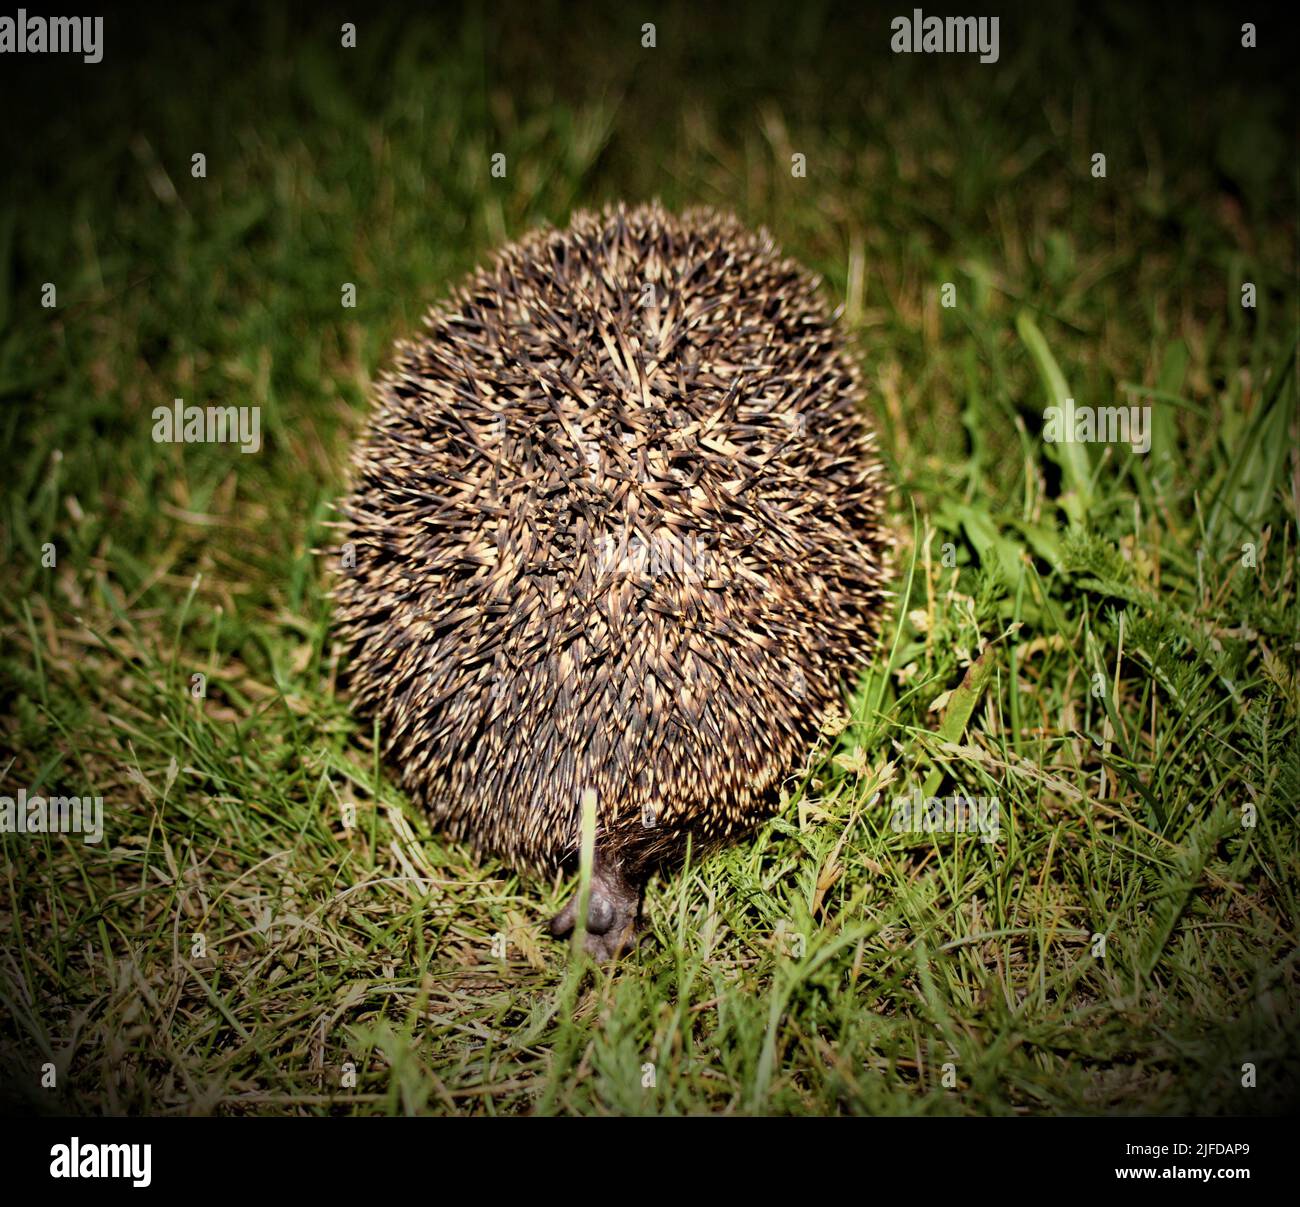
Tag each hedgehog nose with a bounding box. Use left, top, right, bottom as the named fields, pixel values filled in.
left=585, top=896, right=615, bottom=934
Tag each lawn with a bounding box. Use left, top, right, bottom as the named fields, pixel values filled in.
left=1, top=0, right=1296, bottom=1116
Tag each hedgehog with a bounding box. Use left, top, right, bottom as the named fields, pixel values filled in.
left=334, top=202, right=889, bottom=957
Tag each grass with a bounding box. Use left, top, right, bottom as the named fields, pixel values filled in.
left=1, top=1, right=1296, bottom=1116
